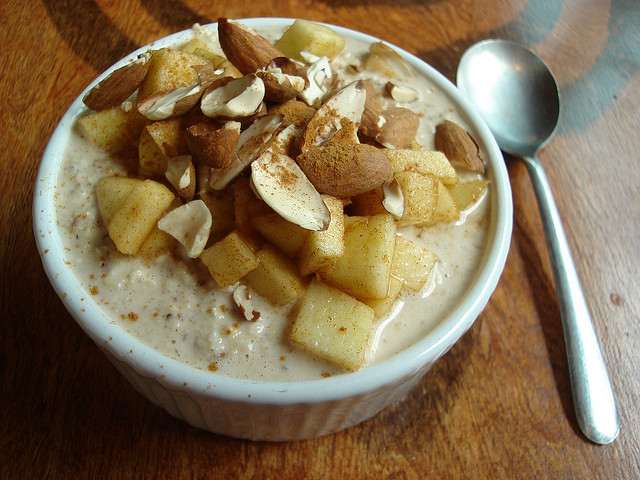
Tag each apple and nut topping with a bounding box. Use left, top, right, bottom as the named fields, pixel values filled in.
left=76, top=18, right=488, bottom=372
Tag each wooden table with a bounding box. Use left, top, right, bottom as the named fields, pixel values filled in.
left=2, top=0, right=638, bottom=478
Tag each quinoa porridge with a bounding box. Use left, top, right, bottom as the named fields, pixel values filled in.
left=54, top=20, right=489, bottom=381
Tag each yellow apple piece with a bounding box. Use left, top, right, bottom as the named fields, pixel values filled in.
left=290, top=279, right=375, bottom=371
left=362, top=276, right=404, bottom=318
left=298, top=195, right=344, bottom=275
left=384, top=149, right=458, bottom=186
left=245, top=244, right=306, bottom=305
left=77, top=106, right=148, bottom=156
left=320, top=214, right=396, bottom=300
left=448, top=179, right=489, bottom=210
left=394, top=171, right=438, bottom=226
left=199, top=230, right=259, bottom=288
left=250, top=212, right=310, bottom=259
left=107, top=179, right=175, bottom=255
left=274, top=19, right=345, bottom=61
left=391, top=236, right=438, bottom=292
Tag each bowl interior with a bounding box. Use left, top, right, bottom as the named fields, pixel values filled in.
left=33, top=18, right=513, bottom=405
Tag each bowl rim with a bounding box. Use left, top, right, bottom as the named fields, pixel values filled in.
left=33, top=17, right=513, bottom=406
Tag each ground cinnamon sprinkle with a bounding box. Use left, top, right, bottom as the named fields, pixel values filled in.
left=268, top=100, right=316, bottom=128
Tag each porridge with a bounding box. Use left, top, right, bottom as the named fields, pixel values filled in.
left=55, top=19, right=489, bottom=381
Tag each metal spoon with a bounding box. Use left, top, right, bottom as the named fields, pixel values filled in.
left=457, top=39, right=619, bottom=444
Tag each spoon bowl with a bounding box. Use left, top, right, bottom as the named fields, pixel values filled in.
left=457, top=39, right=619, bottom=444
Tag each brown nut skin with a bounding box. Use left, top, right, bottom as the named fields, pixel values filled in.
left=83, top=58, right=150, bottom=111
left=218, top=18, right=287, bottom=74
left=185, top=120, right=241, bottom=168
left=267, top=100, right=316, bottom=129
left=376, top=107, right=420, bottom=149
left=435, top=120, right=485, bottom=173
left=297, top=143, right=394, bottom=198
left=256, top=70, right=305, bottom=103
left=359, top=80, right=384, bottom=140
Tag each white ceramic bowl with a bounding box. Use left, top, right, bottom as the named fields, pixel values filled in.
left=33, top=18, right=512, bottom=441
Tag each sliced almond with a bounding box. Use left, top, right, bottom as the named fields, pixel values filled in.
left=200, top=74, right=265, bottom=118
left=165, top=155, right=196, bottom=201
left=435, top=120, right=485, bottom=174
left=382, top=178, right=404, bottom=219
left=264, top=123, right=303, bottom=159
left=83, top=54, right=150, bottom=111
left=250, top=151, right=330, bottom=231
left=138, top=82, right=202, bottom=120
left=232, top=285, right=261, bottom=322
left=157, top=200, right=212, bottom=258
left=385, top=82, right=418, bottom=103
left=300, top=80, right=366, bottom=152
left=376, top=107, right=420, bottom=149
left=256, top=69, right=305, bottom=103
left=185, top=120, right=241, bottom=168
left=298, top=54, right=332, bottom=106
left=208, top=113, right=283, bottom=190
left=218, top=18, right=286, bottom=74
left=297, top=143, right=394, bottom=198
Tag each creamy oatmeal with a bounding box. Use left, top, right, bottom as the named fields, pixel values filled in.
left=55, top=22, right=489, bottom=381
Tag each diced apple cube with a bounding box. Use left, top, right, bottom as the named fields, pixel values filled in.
left=384, top=149, right=458, bottom=186
left=107, top=179, right=175, bottom=255
left=350, top=187, right=387, bottom=217
left=245, top=244, right=306, bottom=305
left=290, top=280, right=374, bottom=371
left=274, top=19, right=345, bottom=61
left=298, top=195, right=344, bottom=275
left=320, top=214, right=396, bottom=300
left=426, top=178, right=460, bottom=225
left=77, top=107, right=148, bottom=156
left=448, top=179, right=489, bottom=210
left=391, top=236, right=438, bottom=292
left=200, top=230, right=259, bottom=287
left=250, top=212, right=309, bottom=259
left=394, top=171, right=438, bottom=226
left=137, top=48, right=210, bottom=107
left=96, top=177, right=142, bottom=223
left=136, top=227, right=177, bottom=258
left=362, top=276, right=403, bottom=318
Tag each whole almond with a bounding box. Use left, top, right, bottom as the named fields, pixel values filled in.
left=435, top=120, right=485, bottom=173
left=297, top=143, right=393, bottom=198
left=218, top=18, right=286, bottom=74
left=376, top=107, right=419, bottom=149
left=83, top=57, right=150, bottom=111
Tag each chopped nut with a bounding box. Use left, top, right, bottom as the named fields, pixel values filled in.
left=232, top=285, right=261, bottom=322
left=165, top=155, right=196, bottom=201
left=200, top=74, right=265, bottom=118
left=435, top=120, right=485, bottom=173
left=250, top=151, right=330, bottom=231
left=386, top=82, right=418, bottom=103
left=185, top=120, right=241, bottom=168
left=83, top=54, right=150, bottom=111
left=157, top=200, right=212, bottom=258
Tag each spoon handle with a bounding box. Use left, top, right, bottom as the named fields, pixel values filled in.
left=523, top=155, right=620, bottom=444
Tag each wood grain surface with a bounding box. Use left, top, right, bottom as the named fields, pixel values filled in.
left=2, top=0, right=639, bottom=478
